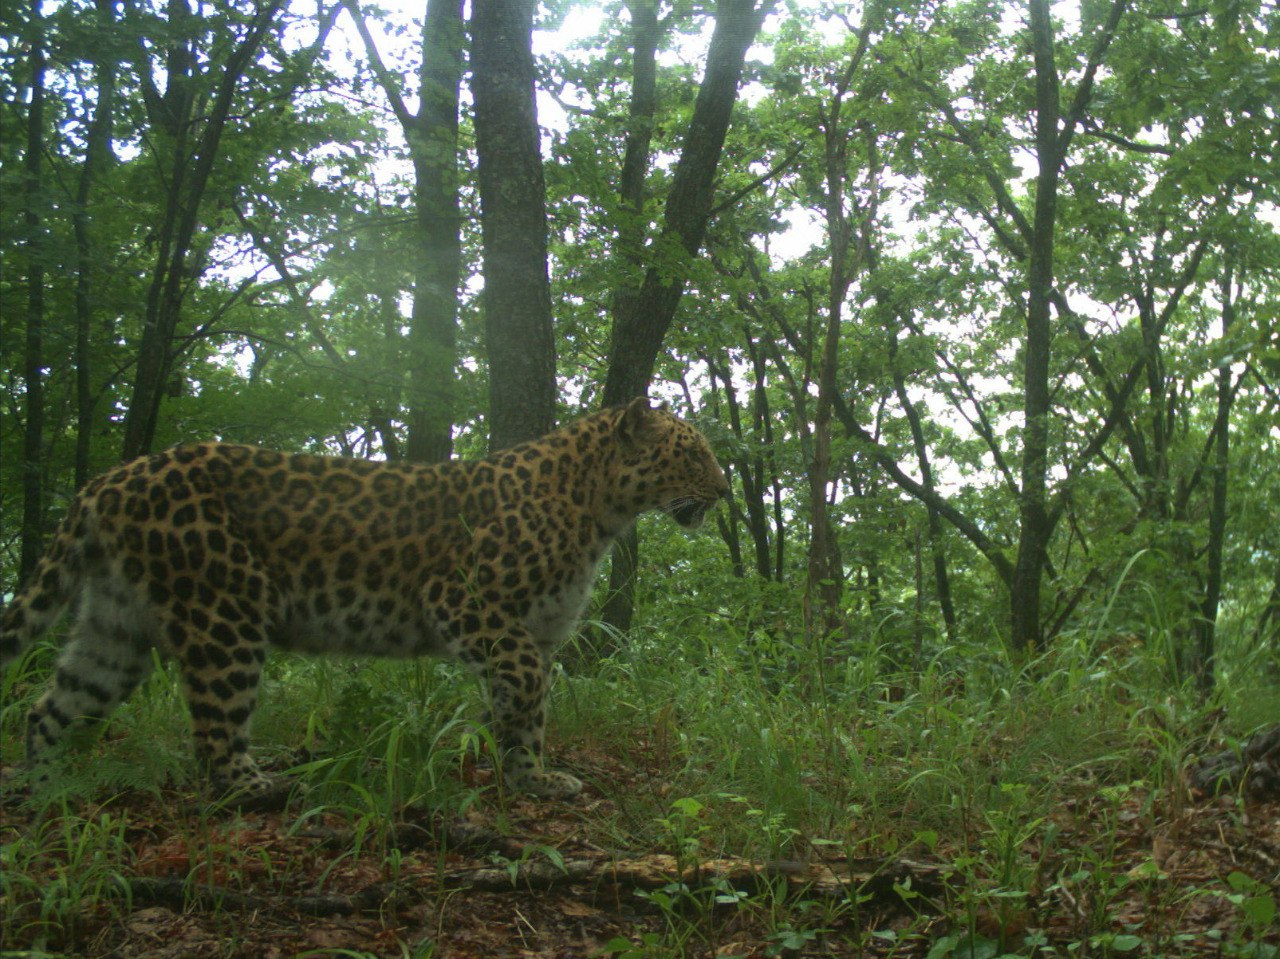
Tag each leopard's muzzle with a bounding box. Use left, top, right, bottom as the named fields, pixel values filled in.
left=666, top=494, right=723, bottom=529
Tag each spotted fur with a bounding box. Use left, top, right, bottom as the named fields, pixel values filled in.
left=1, top=399, right=729, bottom=799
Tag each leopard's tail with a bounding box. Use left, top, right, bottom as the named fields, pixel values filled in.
left=1, top=504, right=89, bottom=671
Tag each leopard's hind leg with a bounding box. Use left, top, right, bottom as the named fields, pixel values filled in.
left=24, top=578, right=156, bottom=771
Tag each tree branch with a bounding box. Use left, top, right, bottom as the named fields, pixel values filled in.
left=339, top=0, right=417, bottom=131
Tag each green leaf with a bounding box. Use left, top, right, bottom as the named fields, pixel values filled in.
left=1110, top=934, right=1144, bottom=953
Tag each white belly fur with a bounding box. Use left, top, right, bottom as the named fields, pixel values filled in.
left=523, top=560, right=602, bottom=653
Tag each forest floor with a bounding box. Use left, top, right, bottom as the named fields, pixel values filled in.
left=2, top=740, right=1278, bottom=959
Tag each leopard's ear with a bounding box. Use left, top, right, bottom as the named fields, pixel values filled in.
left=618, top=396, right=655, bottom=447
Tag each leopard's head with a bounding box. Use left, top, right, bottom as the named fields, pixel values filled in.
left=614, top=397, right=730, bottom=529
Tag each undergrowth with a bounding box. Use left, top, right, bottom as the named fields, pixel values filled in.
left=2, top=612, right=1277, bottom=957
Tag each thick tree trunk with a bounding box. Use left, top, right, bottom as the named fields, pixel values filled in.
left=471, top=0, right=556, bottom=452
left=20, top=0, right=47, bottom=582
left=403, top=0, right=463, bottom=463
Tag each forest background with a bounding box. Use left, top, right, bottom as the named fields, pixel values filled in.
left=2, top=0, right=1279, bottom=956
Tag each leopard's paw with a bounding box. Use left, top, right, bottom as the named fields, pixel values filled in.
left=211, top=763, right=301, bottom=812
left=516, top=769, right=583, bottom=800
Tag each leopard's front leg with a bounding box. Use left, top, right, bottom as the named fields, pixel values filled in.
left=472, top=626, right=582, bottom=799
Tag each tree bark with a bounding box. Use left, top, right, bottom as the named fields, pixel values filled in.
left=805, top=114, right=851, bottom=643
left=406, top=0, right=463, bottom=462
left=471, top=0, right=556, bottom=452
left=19, top=0, right=47, bottom=582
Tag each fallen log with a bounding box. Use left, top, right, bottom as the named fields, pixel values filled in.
left=123, top=851, right=945, bottom=919
left=444, top=852, right=947, bottom=904
left=127, top=876, right=402, bottom=918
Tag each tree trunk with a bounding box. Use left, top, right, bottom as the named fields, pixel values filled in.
left=600, top=0, right=770, bottom=408
left=805, top=288, right=845, bottom=641
left=1010, top=0, right=1063, bottom=653
left=880, top=0, right=1128, bottom=649
left=706, top=350, right=772, bottom=578
left=72, top=0, right=117, bottom=489
left=404, top=0, right=463, bottom=462
left=729, top=267, right=792, bottom=580
left=804, top=34, right=878, bottom=643
left=615, top=0, right=659, bottom=272
left=588, top=0, right=664, bottom=655
left=746, top=331, right=787, bottom=580
left=1194, top=257, right=1236, bottom=696
left=19, top=0, right=47, bottom=582
left=120, top=0, right=198, bottom=461
left=120, top=0, right=285, bottom=460
left=344, top=0, right=463, bottom=462
left=471, top=0, right=556, bottom=451
left=594, top=0, right=770, bottom=652
left=705, top=360, right=745, bottom=578
left=891, top=337, right=958, bottom=645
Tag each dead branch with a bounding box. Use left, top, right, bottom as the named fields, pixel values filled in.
left=445, top=852, right=946, bottom=903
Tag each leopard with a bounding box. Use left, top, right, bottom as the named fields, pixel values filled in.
left=0, top=398, right=729, bottom=800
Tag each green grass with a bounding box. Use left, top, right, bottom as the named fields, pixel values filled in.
left=2, top=613, right=1277, bottom=957
left=563, top=627, right=1172, bottom=838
